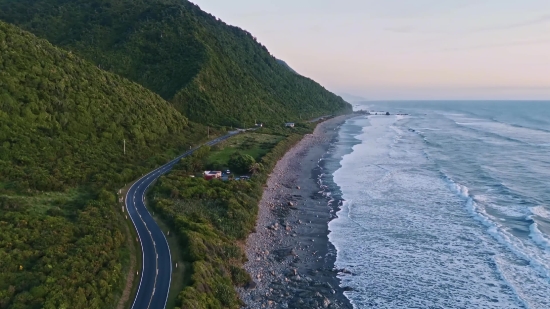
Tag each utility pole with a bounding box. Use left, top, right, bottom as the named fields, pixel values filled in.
left=123, top=139, right=125, bottom=155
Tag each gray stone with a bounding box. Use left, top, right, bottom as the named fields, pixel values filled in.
left=291, top=275, right=301, bottom=281
left=245, top=280, right=257, bottom=289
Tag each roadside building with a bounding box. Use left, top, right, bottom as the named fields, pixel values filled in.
left=203, top=171, right=222, bottom=180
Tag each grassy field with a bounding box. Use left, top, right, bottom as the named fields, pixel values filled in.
left=206, top=133, right=283, bottom=170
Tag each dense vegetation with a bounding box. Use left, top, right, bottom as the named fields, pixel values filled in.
left=0, top=0, right=352, bottom=126
left=0, top=194, right=124, bottom=309
left=0, top=21, right=210, bottom=192
left=0, top=21, right=216, bottom=308
left=148, top=128, right=312, bottom=308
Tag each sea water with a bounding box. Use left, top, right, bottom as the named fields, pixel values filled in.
left=324, top=101, right=550, bottom=308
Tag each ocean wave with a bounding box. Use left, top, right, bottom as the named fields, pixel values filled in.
left=492, top=255, right=532, bottom=309
left=529, top=222, right=550, bottom=252
left=452, top=118, right=550, bottom=146
left=530, top=206, right=550, bottom=220
left=443, top=175, right=550, bottom=282
left=333, top=102, right=550, bottom=308
left=489, top=117, right=550, bottom=134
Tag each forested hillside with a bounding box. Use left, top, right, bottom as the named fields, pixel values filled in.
left=0, top=21, right=202, bottom=191
left=0, top=0, right=351, bottom=126
left=0, top=21, right=210, bottom=308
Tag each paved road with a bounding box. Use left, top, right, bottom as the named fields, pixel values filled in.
left=125, top=132, right=238, bottom=309
left=307, top=114, right=332, bottom=123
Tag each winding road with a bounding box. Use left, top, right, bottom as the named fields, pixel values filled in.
left=125, top=132, right=238, bottom=309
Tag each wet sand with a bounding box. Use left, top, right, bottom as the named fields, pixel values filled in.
left=238, top=115, right=354, bottom=309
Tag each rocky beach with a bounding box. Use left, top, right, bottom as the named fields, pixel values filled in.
left=238, top=115, right=355, bottom=309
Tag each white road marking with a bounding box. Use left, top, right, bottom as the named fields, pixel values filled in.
left=129, top=133, right=235, bottom=309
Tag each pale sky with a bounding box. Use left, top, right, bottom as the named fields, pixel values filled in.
left=192, top=0, right=550, bottom=100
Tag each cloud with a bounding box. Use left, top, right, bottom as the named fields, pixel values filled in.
left=378, top=0, right=483, bottom=19
left=307, top=25, right=324, bottom=33
left=468, top=14, right=550, bottom=33
left=384, top=14, right=550, bottom=36
left=384, top=26, right=415, bottom=33
left=442, top=38, right=550, bottom=52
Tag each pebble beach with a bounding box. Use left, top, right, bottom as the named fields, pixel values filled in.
left=238, top=115, right=354, bottom=309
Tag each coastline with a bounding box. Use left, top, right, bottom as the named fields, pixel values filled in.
left=239, top=115, right=354, bottom=309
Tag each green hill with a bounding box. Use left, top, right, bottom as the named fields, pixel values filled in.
left=0, top=20, right=218, bottom=192
left=0, top=0, right=351, bottom=126
left=276, top=59, right=299, bottom=74
left=0, top=21, right=213, bottom=308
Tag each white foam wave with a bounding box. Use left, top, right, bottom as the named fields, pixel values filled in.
left=416, top=128, right=441, bottom=133
left=530, top=206, right=550, bottom=220
left=529, top=222, right=550, bottom=252
left=492, top=255, right=531, bottom=309
left=445, top=177, right=550, bottom=282
left=452, top=116, right=550, bottom=146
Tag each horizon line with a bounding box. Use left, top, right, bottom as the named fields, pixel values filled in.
left=353, top=99, right=550, bottom=102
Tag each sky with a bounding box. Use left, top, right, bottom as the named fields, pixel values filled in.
left=192, top=0, right=550, bottom=100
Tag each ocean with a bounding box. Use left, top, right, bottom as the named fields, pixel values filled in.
left=322, top=101, right=550, bottom=308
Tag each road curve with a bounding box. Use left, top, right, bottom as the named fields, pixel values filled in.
left=125, top=132, right=238, bottom=309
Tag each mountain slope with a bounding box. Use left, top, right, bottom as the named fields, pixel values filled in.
left=276, top=59, right=298, bottom=74
left=0, top=21, right=212, bottom=309
left=0, top=21, right=197, bottom=191
left=0, top=0, right=351, bottom=126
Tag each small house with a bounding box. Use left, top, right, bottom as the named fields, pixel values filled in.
left=203, top=171, right=222, bottom=180
left=285, top=122, right=295, bottom=128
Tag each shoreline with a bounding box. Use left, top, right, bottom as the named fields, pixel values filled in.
left=239, top=115, right=354, bottom=309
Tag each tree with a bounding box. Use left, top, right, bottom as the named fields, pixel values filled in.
left=248, top=162, right=263, bottom=175
left=228, top=153, right=255, bottom=174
